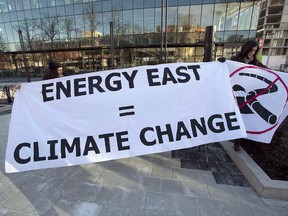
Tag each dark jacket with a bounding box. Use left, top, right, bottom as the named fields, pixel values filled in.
left=231, top=53, right=267, bottom=68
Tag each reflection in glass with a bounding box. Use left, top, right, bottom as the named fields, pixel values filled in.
left=214, top=3, right=226, bottom=31
left=144, top=8, right=155, bottom=33
left=123, top=10, right=133, bottom=35
left=225, top=2, right=240, bottom=30
left=201, top=4, right=214, bottom=27
left=0, top=0, right=264, bottom=73
left=133, top=9, right=143, bottom=34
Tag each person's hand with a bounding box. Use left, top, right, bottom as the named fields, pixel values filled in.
left=14, top=84, right=21, bottom=90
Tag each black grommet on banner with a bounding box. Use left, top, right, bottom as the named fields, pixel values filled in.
left=217, top=57, right=226, bottom=62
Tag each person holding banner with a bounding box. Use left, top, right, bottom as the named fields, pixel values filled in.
left=231, top=40, right=267, bottom=151
left=231, top=40, right=267, bottom=68
left=43, top=59, right=63, bottom=80
left=14, top=59, right=63, bottom=90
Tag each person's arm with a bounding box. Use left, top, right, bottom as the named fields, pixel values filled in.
left=254, top=60, right=267, bottom=68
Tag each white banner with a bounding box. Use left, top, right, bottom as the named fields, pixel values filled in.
left=5, top=61, right=246, bottom=173
left=227, top=60, right=288, bottom=143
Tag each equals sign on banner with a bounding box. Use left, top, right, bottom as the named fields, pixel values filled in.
left=119, top=105, right=135, bottom=117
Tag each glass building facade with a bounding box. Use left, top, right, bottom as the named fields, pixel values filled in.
left=0, top=0, right=261, bottom=77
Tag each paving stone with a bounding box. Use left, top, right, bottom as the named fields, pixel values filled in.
left=252, top=205, right=284, bottom=216
left=159, top=179, right=184, bottom=195
left=151, top=165, right=172, bottom=178
left=1, top=191, right=31, bottom=211
left=131, top=163, right=153, bottom=176
left=96, top=160, right=134, bottom=174
left=96, top=171, right=141, bottom=190
left=96, top=186, right=124, bottom=205
left=181, top=180, right=209, bottom=198
left=145, top=191, right=199, bottom=216
left=180, top=159, right=199, bottom=169
left=212, top=172, right=230, bottom=185
left=141, top=176, right=161, bottom=192
left=2, top=210, right=25, bottom=216
left=58, top=179, right=102, bottom=202
left=196, top=197, right=226, bottom=216
left=200, top=161, right=220, bottom=172
left=172, top=167, right=216, bottom=185
left=216, top=162, right=241, bottom=174
left=120, top=189, right=146, bottom=209
left=230, top=173, right=251, bottom=187
left=65, top=166, right=102, bottom=184
left=0, top=185, right=19, bottom=205
left=0, top=207, right=8, bottom=216
left=206, top=184, right=236, bottom=201
left=100, top=204, right=129, bottom=216
left=222, top=200, right=257, bottom=216
left=128, top=208, right=181, bottom=216
left=230, top=187, right=265, bottom=206
left=46, top=200, right=103, bottom=216
left=22, top=198, right=57, bottom=215
left=188, top=151, right=207, bottom=161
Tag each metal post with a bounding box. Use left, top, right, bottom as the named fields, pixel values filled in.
left=203, top=26, right=214, bottom=62
left=110, top=21, right=114, bottom=69
left=160, top=0, right=164, bottom=63
left=164, top=0, right=168, bottom=63
left=18, top=30, right=30, bottom=82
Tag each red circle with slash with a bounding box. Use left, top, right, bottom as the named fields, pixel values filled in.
left=230, top=65, right=288, bottom=134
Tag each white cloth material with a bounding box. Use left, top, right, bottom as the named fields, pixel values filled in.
left=5, top=61, right=250, bottom=172
left=227, top=60, right=288, bottom=143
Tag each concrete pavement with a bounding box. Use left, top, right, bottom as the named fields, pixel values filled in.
left=1, top=110, right=288, bottom=216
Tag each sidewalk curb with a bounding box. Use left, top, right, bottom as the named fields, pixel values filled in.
left=221, top=141, right=288, bottom=200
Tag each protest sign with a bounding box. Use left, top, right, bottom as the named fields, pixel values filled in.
left=5, top=61, right=246, bottom=173
left=227, top=60, right=288, bottom=143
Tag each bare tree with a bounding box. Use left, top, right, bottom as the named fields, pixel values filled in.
left=0, top=33, right=9, bottom=70
left=61, top=17, right=80, bottom=48
left=178, top=13, right=190, bottom=32
left=84, top=3, right=101, bottom=42
left=84, top=3, right=102, bottom=70
left=35, top=14, right=62, bottom=49
left=0, top=33, right=8, bottom=52
left=15, top=19, right=37, bottom=51
left=112, top=10, right=123, bottom=46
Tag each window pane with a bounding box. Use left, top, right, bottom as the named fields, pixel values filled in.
left=201, top=4, right=214, bottom=27
left=177, top=6, right=189, bottom=32
left=103, top=0, right=111, bottom=11
left=225, top=2, right=239, bottom=30
left=169, top=0, right=178, bottom=7
left=133, top=9, right=143, bottom=33
left=134, top=0, right=143, bottom=9
left=144, top=0, right=155, bottom=8
left=112, top=10, right=123, bottom=35
left=238, top=2, right=255, bottom=30
left=103, top=12, right=111, bottom=35
left=214, top=3, right=226, bottom=31
left=190, top=5, right=201, bottom=27
left=167, top=7, right=177, bottom=32
left=144, top=8, right=154, bottom=33
left=112, top=0, right=122, bottom=10
left=123, top=0, right=132, bottom=10
left=123, top=10, right=132, bottom=34
left=94, top=1, right=102, bottom=13
left=74, top=3, right=83, bottom=14
left=178, top=0, right=190, bottom=6
left=155, top=7, right=161, bottom=33
left=65, top=5, right=74, bottom=15
left=251, top=2, right=260, bottom=30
